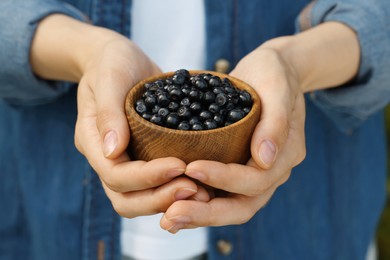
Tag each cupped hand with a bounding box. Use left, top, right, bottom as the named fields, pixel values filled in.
left=74, top=31, right=209, bottom=218
left=160, top=47, right=306, bottom=232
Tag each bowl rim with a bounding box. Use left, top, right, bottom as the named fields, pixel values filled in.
left=125, top=70, right=261, bottom=135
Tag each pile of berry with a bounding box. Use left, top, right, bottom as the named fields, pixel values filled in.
left=134, top=69, right=253, bottom=130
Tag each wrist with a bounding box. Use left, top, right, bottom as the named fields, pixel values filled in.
left=260, top=22, right=360, bottom=93
left=31, top=14, right=125, bottom=82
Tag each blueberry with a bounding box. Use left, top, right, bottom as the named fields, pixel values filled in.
left=169, top=87, right=183, bottom=101
left=158, top=107, right=170, bottom=118
left=199, top=110, right=213, bottom=121
left=204, top=119, right=218, bottom=130
left=157, top=93, right=170, bottom=106
left=227, top=108, right=245, bottom=122
left=150, top=115, right=163, bottom=126
left=175, top=69, right=190, bottom=79
left=213, top=114, right=224, bottom=126
left=168, top=101, right=179, bottom=112
left=189, top=89, right=201, bottom=101
left=215, top=93, right=228, bottom=106
left=190, top=102, right=202, bottom=114
left=209, top=76, right=221, bottom=87
left=135, top=101, right=147, bottom=114
left=191, top=122, right=204, bottom=130
left=243, top=107, right=251, bottom=114
left=208, top=103, right=220, bottom=114
left=189, top=116, right=201, bottom=125
left=142, top=113, right=152, bottom=121
left=145, top=95, right=157, bottom=108
left=172, top=73, right=186, bottom=85
left=239, top=90, right=253, bottom=106
left=180, top=97, right=191, bottom=106
left=195, top=79, right=208, bottom=90
left=203, top=91, right=216, bottom=104
left=151, top=105, right=161, bottom=114
left=178, top=106, right=192, bottom=119
left=177, top=121, right=190, bottom=130
left=165, top=113, right=180, bottom=128
left=212, top=87, right=224, bottom=95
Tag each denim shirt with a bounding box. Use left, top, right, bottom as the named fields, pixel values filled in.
left=1, top=1, right=390, bottom=260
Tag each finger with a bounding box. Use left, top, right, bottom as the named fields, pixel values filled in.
left=185, top=159, right=286, bottom=196
left=160, top=188, right=275, bottom=233
left=76, top=114, right=186, bottom=192
left=103, top=177, right=199, bottom=218
left=230, top=51, right=297, bottom=169
left=94, top=68, right=134, bottom=159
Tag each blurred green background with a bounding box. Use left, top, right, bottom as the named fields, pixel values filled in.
left=377, top=106, right=390, bottom=260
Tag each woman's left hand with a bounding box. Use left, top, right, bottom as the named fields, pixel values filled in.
left=160, top=46, right=306, bottom=233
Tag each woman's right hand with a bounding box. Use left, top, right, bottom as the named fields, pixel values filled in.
left=31, top=14, right=209, bottom=218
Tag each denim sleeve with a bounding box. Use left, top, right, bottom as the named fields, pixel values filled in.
left=0, top=0, right=87, bottom=105
left=297, top=0, right=390, bottom=133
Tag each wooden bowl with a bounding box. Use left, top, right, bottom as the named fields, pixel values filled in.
left=125, top=70, right=261, bottom=164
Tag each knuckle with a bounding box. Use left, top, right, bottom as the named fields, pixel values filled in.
left=111, top=199, right=129, bottom=217
left=104, top=175, right=124, bottom=192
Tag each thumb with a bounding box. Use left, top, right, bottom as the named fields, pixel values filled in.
left=249, top=86, right=291, bottom=169
left=95, top=74, right=133, bottom=159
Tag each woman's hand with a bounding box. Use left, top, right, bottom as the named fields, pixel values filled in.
left=31, top=14, right=209, bottom=218
left=160, top=47, right=306, bottom=233
left=160, top=21, right=360, bottom=232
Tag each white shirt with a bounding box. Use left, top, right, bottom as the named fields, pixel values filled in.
left=121, top=0, right=207, bottom=259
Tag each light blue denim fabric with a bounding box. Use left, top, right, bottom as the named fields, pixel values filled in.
left=0, top=0, right=389, bottom=260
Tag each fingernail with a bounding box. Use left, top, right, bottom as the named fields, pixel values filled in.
left=167, top=222, right=186, bottom=234
left=259, top=140, right=276, bottom=167
left=103, top=130, right=117, bottom=157
left=174, top=188, right=197, bottom=201
left=185, top=170, right=206, bottom=181
left=167, top=215, right=191, bottom=233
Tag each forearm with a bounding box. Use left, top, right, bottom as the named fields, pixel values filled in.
left=30, top=14, right=122, bottom=82
left=262, top=21, right=360, bottom=93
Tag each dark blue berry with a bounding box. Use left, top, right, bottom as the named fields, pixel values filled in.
left=189, top=116, right=201, bottom=125
left=199, top=110, right=213, bottom=121
left=177, top=121, right=190, bottom=130
left=158, top=107, right=169, bottom=118
left=216, top=93, right=228, bottom=106
left=135, top=101, right=147, bottom=114
left=169, top=87, right=183, bottom=101
left=180, top=97, right=191, bottom=106
left=145, top=96, right=157, bottom=108
left=195, top=79, right=208, bottom=90
left=239, top=90, right=252, bottom=106
left=178, top=106, right=192, bottom=119
left=208, top=103, right=220, bottom=114
left=165, top=113, right=180, bottom=128
left=227, top=109, right=245, bottom=122
left=209, top=76, right=221, bottom=87
left=157, top=93, right=170, bottom=106
left=189, top=89, right=201, bottom=101
left=191, top=122, right=204, bottom=130
left=190, top=102, right=202, bottom=114
left=168, top=101, right=179, bottom=112
left=204, top=119, right=218, bottom=130
left=203, top=91, right=216, bottom=104
left=172, top=73, right=186, bottom=85
left=151, top=105, right=161, bottom=114
left=150, top=115, right=163, bottom=126
left=142, top=113, right=153, bottom=120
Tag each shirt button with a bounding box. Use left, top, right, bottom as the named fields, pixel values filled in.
left=214, top=59, right=230, bottom=74
left=216, top=239, right=233, bottom=256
